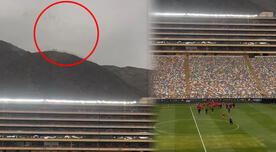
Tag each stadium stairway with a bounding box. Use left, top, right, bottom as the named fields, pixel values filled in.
left=243, top=55, right=269, bottom=97
left=184, top=55, right=191, bottom=98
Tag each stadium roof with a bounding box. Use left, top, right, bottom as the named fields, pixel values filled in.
left=151, top=0, right=276, bottom=15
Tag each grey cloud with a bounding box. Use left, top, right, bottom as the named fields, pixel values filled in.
left=0, top=0, right=149, bottom=68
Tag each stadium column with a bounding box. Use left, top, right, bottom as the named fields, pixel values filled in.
left=243, top=55, right=269, bottom=97
left=184, top=55, right=191, bottom=98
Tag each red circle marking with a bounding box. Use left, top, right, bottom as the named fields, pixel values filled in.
left=33, top=1, right=100, bottom=67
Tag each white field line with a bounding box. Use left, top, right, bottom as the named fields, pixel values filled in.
left=190, top=106, right=207, bottom=152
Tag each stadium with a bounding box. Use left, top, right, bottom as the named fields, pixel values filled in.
left=0, top=99, right=155, bottom=151
left=0, top=0, right=276, bottom=152
left=150, top=1, right=276, bottom=151
left=0, top=0, right=154, bottom=152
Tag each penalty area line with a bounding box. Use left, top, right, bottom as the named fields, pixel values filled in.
left=190, top=106, right=207, bottom=152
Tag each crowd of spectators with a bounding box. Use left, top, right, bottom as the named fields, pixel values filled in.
left=152, top=56, right=187, bottom=98
left=152, top=55, right=276, bottom=99
left=190, top=56, right=262, bottom=98
left=250, top=56, right=276, bottom=97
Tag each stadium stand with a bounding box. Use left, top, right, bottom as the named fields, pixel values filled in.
left=151, top=15, right=276, bottom=99
left=0, top=101, right=155, bottom=151
left=151, top=16, right=276, bottom=54
left=152, top=56, right=187, bottom=98
left=250, top=56, right=276, bottom=97
left=190, top=55, right=262, bottom=98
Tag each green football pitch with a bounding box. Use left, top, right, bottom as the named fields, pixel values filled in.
left=155, top=103, right=276, bottom=152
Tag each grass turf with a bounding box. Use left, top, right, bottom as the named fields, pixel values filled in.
left=155, top=103, right=276, bottom=152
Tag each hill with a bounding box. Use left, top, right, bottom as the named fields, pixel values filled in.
left=0, top=40, right=150, bottom=100
left=103, top=65, right=150, bottom=96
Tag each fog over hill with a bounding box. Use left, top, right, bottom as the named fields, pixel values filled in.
left=0, top=40, right=150, bottom=100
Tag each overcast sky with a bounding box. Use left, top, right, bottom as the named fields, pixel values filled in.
left=0, top=0, right=149, bottom=68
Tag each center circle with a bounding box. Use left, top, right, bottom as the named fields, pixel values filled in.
left=155, top=119, right=239, bottom=135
